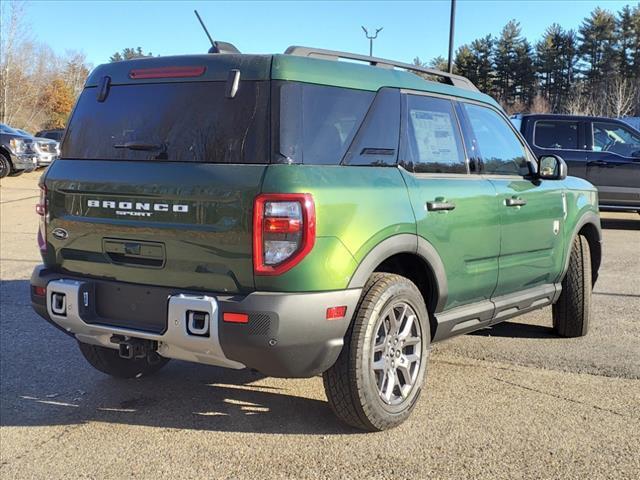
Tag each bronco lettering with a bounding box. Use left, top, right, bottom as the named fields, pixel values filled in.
left=87, top=199, right=188, bottom=213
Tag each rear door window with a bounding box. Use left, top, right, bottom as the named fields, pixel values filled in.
left=400, top=94, right=467, bottom=174
left=276, top=82, right=374, bottom=164
left=534, top=121, right=579, bottom=149
left=63, top=81, right=269, bottom=163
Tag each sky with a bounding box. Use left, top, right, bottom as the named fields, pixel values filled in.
left=23, top=0, right=633, bottom=68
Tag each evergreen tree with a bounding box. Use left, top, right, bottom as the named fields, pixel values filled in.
left=415, top=4, right=639, bottom=115
left=494, top=20, right=523, bottom=104
left=109, top=47, right=153, bottom=62
left=578, top=7, right=618, bottom=87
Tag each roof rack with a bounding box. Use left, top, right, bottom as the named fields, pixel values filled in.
left=284, top=46, right=479, bottom=92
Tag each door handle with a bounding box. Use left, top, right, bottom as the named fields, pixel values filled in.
left=426, top=200, right=456, bottom=212
left=505, top=197, right=527, bottom=207
left=587, top=160, right=611, bottom=167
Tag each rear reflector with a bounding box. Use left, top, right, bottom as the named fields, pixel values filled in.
left=326, top=306, right=347, bottom=320
left=129, top=66, right=206, bottom=79
left=32, top=286, right=46, bottom=297
left=223, top=312, right=249, bottom=324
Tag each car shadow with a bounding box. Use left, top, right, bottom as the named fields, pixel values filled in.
left=0, top=279, right=359, bottom=435
left=601, top=216, right=640, bottom=230
left=468, top=321, right=557, bottom=339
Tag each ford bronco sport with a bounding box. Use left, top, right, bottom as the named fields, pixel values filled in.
left=30, top=46, right=602, bottom=431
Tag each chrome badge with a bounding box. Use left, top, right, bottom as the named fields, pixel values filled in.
left=52, top=228, right=69, bottom=240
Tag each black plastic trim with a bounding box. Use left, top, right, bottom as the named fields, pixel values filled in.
left=347, top=234, right=448, bottom=313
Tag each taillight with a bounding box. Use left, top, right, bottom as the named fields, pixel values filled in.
left=253, top=193, right=315, bottom=275
left=35, top=185, right=47, bottom=216
left=36, top=185, right=47, bottom=253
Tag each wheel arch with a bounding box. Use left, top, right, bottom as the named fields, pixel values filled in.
left=0, top=146, right=14, bottom=166
left=347, top=234, right=448, bottom=337
left=564, top=211, right=602, bottom=286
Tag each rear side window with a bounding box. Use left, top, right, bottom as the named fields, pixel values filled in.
left=534, top=121, right=579, bottom=149
left=63, top=81, right=269, bottom=163
left=276, top=82, right=374, bottom=164
left=400, top=94, right=466, bottom=174
left=343, top=88, right=400, bottom=166
left=462, top=103, right=529, bottom=176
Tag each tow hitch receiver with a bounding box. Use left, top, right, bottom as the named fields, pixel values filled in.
left=110, top=335, right=158, bottom=360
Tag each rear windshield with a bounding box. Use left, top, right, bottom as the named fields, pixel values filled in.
left=62, top=81, right=269, bottom=163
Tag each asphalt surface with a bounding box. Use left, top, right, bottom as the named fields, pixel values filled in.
left=1, top=172, right=639, bottom=479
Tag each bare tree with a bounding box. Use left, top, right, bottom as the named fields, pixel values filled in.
left=0, top=0, right=30, bottom=124
left=606, top=77, right=637, bottom=118
left=529, top=94, right=551, bottom=113
left=0, top=1, right=91, bottom=131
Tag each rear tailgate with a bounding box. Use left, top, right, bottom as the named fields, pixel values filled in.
left=44, top=160, right=265, bottom=293
left=42, top=55, right=273, bottom=294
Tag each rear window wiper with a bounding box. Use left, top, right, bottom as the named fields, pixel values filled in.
left=113, top=141, right=165, bottom=151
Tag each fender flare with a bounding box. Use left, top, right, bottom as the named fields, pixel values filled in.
left=347, top=234, right=448, bottom=313
left=560, top=211, right=602, bottom=283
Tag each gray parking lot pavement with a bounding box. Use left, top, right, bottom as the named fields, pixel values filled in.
left=1, top=172, right=639, bottom=479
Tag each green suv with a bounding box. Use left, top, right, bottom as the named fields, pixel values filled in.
left=30, top=46, right=602, bottom=431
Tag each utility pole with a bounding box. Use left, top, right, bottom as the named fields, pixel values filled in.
left=447, top=0, right=456, bottom=73
left=361, top=26, right=383, bottom=57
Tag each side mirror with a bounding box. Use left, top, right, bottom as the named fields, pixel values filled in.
left=538, top=154, right=567, bottom=180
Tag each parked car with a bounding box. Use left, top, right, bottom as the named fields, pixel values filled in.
left=35, top=128, right=65, bottom=142
left=0, top=123, right=38, bottom=178
left=10, top=128, right=60, bottom=167
left=33, top=137, right=60, bottom=167
left=511, top=113, right=640, bottom=212
left=31, top=46, right=601, bottom=431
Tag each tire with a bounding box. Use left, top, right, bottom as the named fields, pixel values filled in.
left=552, top=235, right=591, bottom=337
left=78, top=341, right=169, bottom=379
left=323, top=273, right=430, bottom=431
left=0, top=153, right=11, bottom=179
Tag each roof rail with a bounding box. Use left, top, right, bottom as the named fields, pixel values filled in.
left=284, top=46, right=479, bottom=92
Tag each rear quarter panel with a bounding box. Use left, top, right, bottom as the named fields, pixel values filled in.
left=257, top=165, right=416, bottom=292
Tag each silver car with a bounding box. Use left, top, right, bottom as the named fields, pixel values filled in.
left=15, top=129, right=60, bottom=167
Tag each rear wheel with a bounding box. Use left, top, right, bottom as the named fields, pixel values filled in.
left=78, top=341, right=169, bottom=379
left=323, top=273, right=429, bottom=431
left=553, top=235, right=591, bottom=337
left=0, top=154, right=11, bottom=178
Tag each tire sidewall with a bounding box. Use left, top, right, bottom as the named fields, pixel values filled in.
left=0, top=154, right=10, bottom=179
left=355, top=278, right=430, bottom=421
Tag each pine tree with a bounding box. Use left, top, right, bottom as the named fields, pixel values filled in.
left=494, top=20, right=523, bottom=104
left=109, top=47, right=153, bottom=62
left=578, top=7, right=618, bottom=87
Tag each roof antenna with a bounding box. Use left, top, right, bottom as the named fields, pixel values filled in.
left=194, top=10, right=216, bottom=51
left=193, top=10, right=241, bottom=54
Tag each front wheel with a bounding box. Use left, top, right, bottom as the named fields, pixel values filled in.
left=78, top=341, right=170, bottom=379
left=323, top=273, right=429, bottom=431
left=0, top=154, right=11, bottom=178
left=552, top=235, right=592, bottom=337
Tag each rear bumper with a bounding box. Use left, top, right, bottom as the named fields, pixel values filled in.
left=30, top=265, right=360, bottom=377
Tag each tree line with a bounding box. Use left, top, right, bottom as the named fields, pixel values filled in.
left=415, top=4, right=640, bottom=117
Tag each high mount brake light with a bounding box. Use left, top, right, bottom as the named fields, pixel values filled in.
left=128, top=66, right=206, bottom=79
left=253, top=193, right=315, bottom=276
